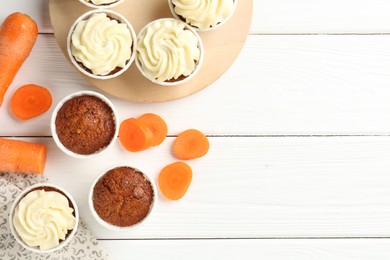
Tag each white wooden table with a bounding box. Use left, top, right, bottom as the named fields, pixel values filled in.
left=2, top=1, right=390, bottom=259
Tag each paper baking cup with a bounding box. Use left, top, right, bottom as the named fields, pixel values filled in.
left=9, top=183, right=79, bottom=254
left=89, top=165, right=158, bottom=231
left=67, top=9, right=137, bottom=80
left=135, top=18, right=204, bottom=86
left=78, top=0, right=126, bottom=9
left=168, top=0, right=238, bottom=32
left=50, top=90, right=119, bottom=159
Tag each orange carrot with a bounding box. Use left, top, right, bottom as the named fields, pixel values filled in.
left=173, top=129, right=209, bottom=160
left=137, top=113, right=168, bottom=146
left=11, top=84, right=52, bottom=120
left=0, top=138, right=47, bottom=174
left=119, top=118, right=153, bottom=152
left=0, top=13, right=38, bottom=107
left=158, top=162, right=192, bottom=200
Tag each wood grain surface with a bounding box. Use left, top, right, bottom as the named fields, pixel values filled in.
left=2, top=35, right=390, bottom=136
left=100, top=239, right=390, bottom=259
left=4, top=0, right=390, bottom=34
left=10, top=136, right=388, bottom=239
left=2, top=0, right=390, bottom=259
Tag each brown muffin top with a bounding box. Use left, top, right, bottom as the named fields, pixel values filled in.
left=55, top=95, right=115, bottom=155
left=93, top=166, right=154, bottom=227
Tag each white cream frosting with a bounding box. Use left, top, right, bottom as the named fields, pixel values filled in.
left=85, top=0, right=118, bottom=6
left=71, top=13, right=132, bottom=76
left=13, top=189, right=76, bottom=251
left=172, top=0, right=234, bottom=30
left=137, top=19, right=200, bottom=82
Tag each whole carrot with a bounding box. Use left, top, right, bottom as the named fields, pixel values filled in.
left=0, top=138, right=47, bottom=174
left=0, top=13, right=38, bottom=107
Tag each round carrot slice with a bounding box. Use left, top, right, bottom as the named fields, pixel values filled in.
left=173, top=129, right=209, bottom=160
left=119, top=118, right=153, bottom=152
left=11, top=84, right=52, bottom=120
left=158, top=162, right=192, bottom=200
left=137, top=113, right=168, bottom=146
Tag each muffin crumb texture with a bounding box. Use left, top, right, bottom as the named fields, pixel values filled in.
left=93, top=167, right=154, bottom=227
left=55, top=95, right=115, bottom=155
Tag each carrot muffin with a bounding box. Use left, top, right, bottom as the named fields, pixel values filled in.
left=12, top=187, right=76, bottom=251
left=55, top=95, right=116, bottom=155
left=82, top=0, right=120, bottom=6
left=136, top=19, right=202, bottom=83
left=171, top=0, right=235, bottom=30
left=70, top=12, right=133, bottom=76
left=93, top=166, right=154, bottom=227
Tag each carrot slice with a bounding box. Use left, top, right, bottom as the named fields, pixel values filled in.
left=11, top=84, right=52, bottom=120
left=0, top=138, right=47, bottom=174
left=119, top=118, right=153, bottom=152
left=173, top=129, right=209, bottom=160
left=158, top=162, right=192, bottom=200
left=0, top=13, right=38, bottom=107
left=137, top=113, right=168, bottom=146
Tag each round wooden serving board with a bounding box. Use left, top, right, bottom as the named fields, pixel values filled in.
left=49, top=0, right=253, bottom=102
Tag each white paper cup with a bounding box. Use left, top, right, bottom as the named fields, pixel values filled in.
left=51, top=90, right=119, bottom=159
left=67, top=9, right=137, bottom=80
left=9, top=183, right=79, bottom=254
left=78, top=0, right=126, bottom=9
left=168, top=0, right=238, bottom=32
left=135, top=18, right=204, bottom=86
left=89, top=165, right=157, bottom=231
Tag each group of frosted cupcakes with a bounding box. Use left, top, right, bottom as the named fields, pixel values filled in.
left=68, top=0, right=237, bottom=85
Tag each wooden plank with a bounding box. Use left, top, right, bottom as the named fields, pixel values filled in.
left=254, top=0, right=390, bottom=34
left=100, top=239, right=390, bottom=260
left=0, top=0, right=51, bottom=33
left=3, top=0, right=390, bottom=34
left=8, top=136, right=390, bottom=239
left=2, top=35, right=390, bottom=136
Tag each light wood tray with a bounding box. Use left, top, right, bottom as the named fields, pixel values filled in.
left=49, top=0, right=253, bottom=102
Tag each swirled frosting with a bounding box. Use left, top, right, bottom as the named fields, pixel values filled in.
left=13, top=189, right=76, bottom=251
left=85, top=0, right=118, bottom=5
left=71, top=13, right=132, bottom=76
left=172, top=0, right=234, bottom=30
left=137, top=19, right=200, bottom=82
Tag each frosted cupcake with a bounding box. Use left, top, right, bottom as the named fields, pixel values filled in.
left=79, top=0, right=125, bottom=9
left=136, top=18, right=204, bottom=86
left=9, top=184, right=79, bottom=253
left=67, top=10, right=136, bottom=80
left=169, top=0, right=237, bottom=31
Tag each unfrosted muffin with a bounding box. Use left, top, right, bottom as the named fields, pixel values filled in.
left=169, top=0, right=236, bottom=30
left=51, top=91, right=119, bottom=159
left=68, top=10, right=136, bottom=79
left=55, top=95, right=116, bottom=155
left=92, top=166, right=154, bottom=227
left=136, top=18, right=203, bottom=86
left=89, top=165, right=157, bottom=230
